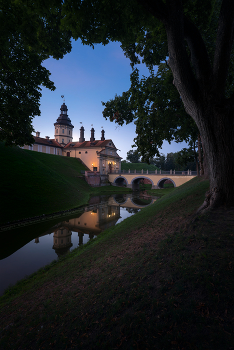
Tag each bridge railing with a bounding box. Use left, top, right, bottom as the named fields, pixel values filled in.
left=108, top=169, right=197, bottom=176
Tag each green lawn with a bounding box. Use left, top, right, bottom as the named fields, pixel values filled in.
left=0, top=143, right=132, bottom=225
left=0, top=143, right=91, bottom=224
left=1, top=177, right=234, bottom=349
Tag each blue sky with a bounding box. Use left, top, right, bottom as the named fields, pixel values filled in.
left=35, top=39, right=187, bottom=160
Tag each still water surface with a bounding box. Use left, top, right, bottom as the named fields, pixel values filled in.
left=0, top=192, right=157, bottom=296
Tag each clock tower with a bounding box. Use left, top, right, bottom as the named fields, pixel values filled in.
left=54, top=103, right=74, bottom=145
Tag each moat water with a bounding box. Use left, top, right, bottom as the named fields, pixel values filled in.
left=0, top=192, right=158, bottom=296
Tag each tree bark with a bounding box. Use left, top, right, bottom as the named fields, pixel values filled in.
left=163, top=1, right=234, bottom=212
left=138, top=0, right=234, bottom=212
left=197, top=134, right=204, bottom=176
left=196, top=105, right=234, bottom=211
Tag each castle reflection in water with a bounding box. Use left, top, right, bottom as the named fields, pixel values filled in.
left=35, top=192, right=157, bottom=257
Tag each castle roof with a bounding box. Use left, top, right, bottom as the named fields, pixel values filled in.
left=64, top=139, right=116, bottom=149
left=34, top=136, right=62, bottom=147
left=64, top=139, right=122, bottom=158
left=54, top=103, right=74, bottom=128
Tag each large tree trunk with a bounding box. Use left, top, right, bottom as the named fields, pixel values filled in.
left=197, top=134, right=204, bottom=176
left=196, top=105, right=234, bottom=212
left=164, top=1, right=234, bottom=212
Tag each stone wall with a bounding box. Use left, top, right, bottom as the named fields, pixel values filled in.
left=85, top=171, right=101, bottom=187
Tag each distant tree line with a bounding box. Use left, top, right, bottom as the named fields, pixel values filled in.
left=125, top=146, right=199, bottom=172
left=148, top=152, right=196, bottom=171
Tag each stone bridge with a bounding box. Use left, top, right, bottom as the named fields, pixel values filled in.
left=108, top=170, right=196, bottom=190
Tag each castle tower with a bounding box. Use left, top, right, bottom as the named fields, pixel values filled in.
left=54, top=103, right=74, bottom=145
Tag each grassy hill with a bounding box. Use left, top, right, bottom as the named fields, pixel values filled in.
left=0, top=143, right=92, bottom=225
left=1, top=177, right=234, bottom=349
left=121, top=162, right=158, bottom=172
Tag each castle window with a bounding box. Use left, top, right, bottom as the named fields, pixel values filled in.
left=69, top=130, right=70, bottom=135
left=79, top=152, right=81, bottom=154
left=110, top=151, right=112, bottom=155
left=56, top=129, right=58, bottom=133
left=62, top=129, right=64, bottom=134
left=62, top=139, right=64, bottom=143
left=85, top=151, right=88, bottom=153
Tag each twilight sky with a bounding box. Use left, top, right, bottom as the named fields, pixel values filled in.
left=34, top=39, right=187, bottom=160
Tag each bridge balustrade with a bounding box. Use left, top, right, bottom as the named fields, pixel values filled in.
left=109, top=169, right=197, bottom=176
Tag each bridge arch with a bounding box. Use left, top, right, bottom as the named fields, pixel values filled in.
left=157, top=177, right=176, bottom=189
left=113, top=176, right=128, bottom=187
left=130, top=176, right=154, bottom=190
left=112, top=194, right=128, bottom=205
left=130, top=196, right=154, bottom=207
left=131, top=176, right=154, bottom=186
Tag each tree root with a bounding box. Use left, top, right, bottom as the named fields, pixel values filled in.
left=196, top=187, right=221, bottom=214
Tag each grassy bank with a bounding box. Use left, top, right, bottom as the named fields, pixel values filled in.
left=1, top=176, right=233, bottom=349
left=0, top=143, right=131, bottom=225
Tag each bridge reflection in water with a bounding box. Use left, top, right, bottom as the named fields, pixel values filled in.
left=0, top=193, right=158, bottom=296
left=37, top=192, right=158, bottom=258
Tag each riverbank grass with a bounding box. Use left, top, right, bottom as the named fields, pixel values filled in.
left=1, top=176, right=233, bottom=349
left=0, top=143, right=131, bottom=225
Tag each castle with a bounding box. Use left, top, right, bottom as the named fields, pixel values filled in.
left=21, top=102, right=122, bottom=174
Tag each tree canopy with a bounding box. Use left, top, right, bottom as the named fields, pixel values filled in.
left=2, top=0, right=234, bottom=210
left=102, top=63, right=198, bottom=162
left=61, top=0, right=234, bottom=210
left=126, top=149, right=141, bottom=163
left=0, top=0, right=72, bottom=146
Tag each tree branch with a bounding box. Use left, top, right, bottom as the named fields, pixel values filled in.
left=136, top=0, right=168, bottom=22
left=184, top=17, right=212, bottom=90
left=213, top=0, right=234, bottom=98
left=165, top=0, right=200, bottom=117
